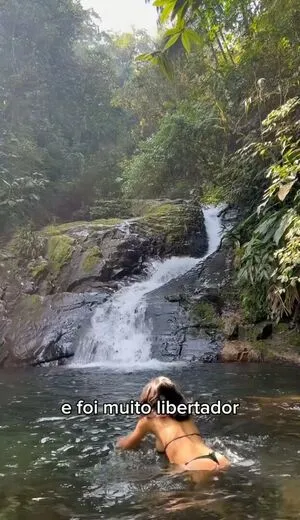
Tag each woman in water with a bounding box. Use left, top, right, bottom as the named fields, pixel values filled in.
left=117, top=376, right=230, bottom=472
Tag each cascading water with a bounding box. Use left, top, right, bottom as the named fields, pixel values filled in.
left=71, top=206, right=223, bottom=369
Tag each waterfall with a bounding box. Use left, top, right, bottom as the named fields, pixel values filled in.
left=70, top=206, right=223, bottom=369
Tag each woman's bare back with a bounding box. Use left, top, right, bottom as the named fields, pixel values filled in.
left=116, top=376, right=230, bottom=473
left=149, top=416, right=229, bottom=470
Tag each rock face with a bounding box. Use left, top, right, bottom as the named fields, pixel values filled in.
left=0, top=200, right=207, bottom=367
left=144, top=237, right=300, bottom=365
left=22, top=199, right=207, bottom=295
left=145, top=244, right=234, bottom=362
left=0, top=293, right=107, bottom=368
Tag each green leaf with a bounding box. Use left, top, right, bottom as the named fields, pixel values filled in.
left=273, top=211, right=294, bottom=245
left=165, top=26, right=183, bottom=36
left=160, top=1, right=176, bottom=23
left=153, top=0, right=168, bottom=6
left=184, top=29, right=203, bottom=45
left=180, top=28, right=202, bottom=53
left=255, top=213, right=279, bottom=238
left=158, top=55, right=174, bottom=79
left=181, top=30, right=191, bottom=52
left=163, top=32, right=181, bottom=50
left=171, top=0, right=187, bottom=20
left=135, top=53, right=155, bottom=62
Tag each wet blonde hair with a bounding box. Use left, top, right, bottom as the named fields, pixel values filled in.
left=140, top=376, right=190, bottom=421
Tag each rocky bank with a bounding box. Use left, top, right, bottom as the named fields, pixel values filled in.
left=0, top=199, right=207, bottom=367
left=144, top=220, right=300, bottom=365
left=0, top=199, right=299, bottom=368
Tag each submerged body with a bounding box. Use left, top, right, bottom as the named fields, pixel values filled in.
left=117, top=376, right=230, bottom=472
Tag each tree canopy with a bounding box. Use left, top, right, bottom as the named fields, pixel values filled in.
left=0, top=0, right=299, bottom=323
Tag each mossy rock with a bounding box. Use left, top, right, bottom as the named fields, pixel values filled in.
left=81, top=198, right=177, bottom=220
left=29, top=259, right=49, bottom=280
left=81, top=246, right=103, bottom=273
left=190, top=301, right=221, bottom=328
left=47, top=235, right=75, bottom=273
left=44, top=218, right=123, bottom=236
left=130, top=199, right=168, bottom=217
left=139, top=203, right=193, bottom=244
left=144, top=202, right=182, bottom=219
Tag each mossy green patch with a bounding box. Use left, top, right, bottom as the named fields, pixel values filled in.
left=139, top=203, right=188, bottom=244
left=44, top=218, right=123, bottom=236
left=201, top=185, right=224, bottom=204
left=190, top=301, right=221, bottom=328
left=47, top=235, right=75, bottom=273
left=92, top=218, right=123, bottom=227
left=30, top=259, right=48, bottom=279
left=21, top=294, right=41, bottom=308
left=81, top=246, right=103, bottom=273
left=43, top=225, right=62, bottom=236
left=131, top=199, right=167, bottom=217
left=144, top=202, right=181, bottom=218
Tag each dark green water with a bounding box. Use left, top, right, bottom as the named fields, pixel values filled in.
left=0, top=363, right=300, bottom=520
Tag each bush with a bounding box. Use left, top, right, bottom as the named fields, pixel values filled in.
left=11, top=225, right=46, bottom=265
left=234, top=98, right=300, bottom=322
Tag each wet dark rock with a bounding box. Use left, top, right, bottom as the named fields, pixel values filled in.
left=218, top=205, right=239, bottom=232
left=0, top=292, right=108, bottom=368
left=145, top=245, right=234, bottom=362
left=202, top=351, right=218, bottom=363
left=256, top=322, right=273, bottom=340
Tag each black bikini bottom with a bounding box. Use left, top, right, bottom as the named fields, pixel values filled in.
left=185, top=451, right=219, bottom=466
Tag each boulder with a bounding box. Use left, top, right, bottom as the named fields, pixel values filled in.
left=144, top=244, right=233, bottom=362
left=218, top=340, right=263, bottom=362
left=0, top=292, right=107, bottom=367
left=13, top=200, right=207, bottom=296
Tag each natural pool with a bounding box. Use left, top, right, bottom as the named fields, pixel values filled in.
left=0, top=362, right=300, bottom=520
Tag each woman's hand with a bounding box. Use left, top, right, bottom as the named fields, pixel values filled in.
left=116, top=437, right=128, bottom=449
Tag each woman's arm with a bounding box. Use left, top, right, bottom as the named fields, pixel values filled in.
left=116, top=417, right=151, bottom=450
left=155, top=438, right=164, bottom=453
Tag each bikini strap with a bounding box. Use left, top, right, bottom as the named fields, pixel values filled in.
left=164, top=433, right=201, bottom=453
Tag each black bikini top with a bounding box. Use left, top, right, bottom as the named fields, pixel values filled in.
left=164, top=433, right=201, bottom=453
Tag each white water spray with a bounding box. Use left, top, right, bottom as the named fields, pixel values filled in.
left=71, top=206, right=223, bottom=369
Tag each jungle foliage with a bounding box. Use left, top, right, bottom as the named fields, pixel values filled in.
left=0, top=0, right=299, bottom=323
left=0, top=1, right=153, bottom=231
left=135, top=0, right=300, bottom=323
